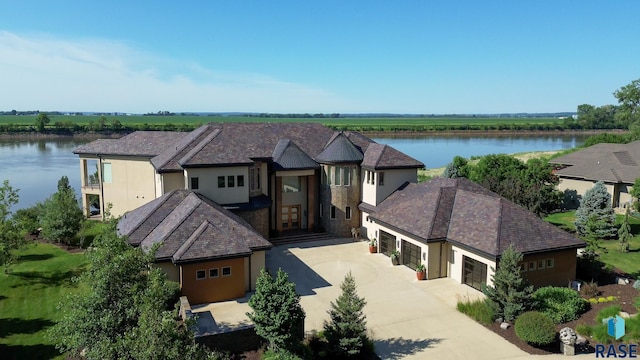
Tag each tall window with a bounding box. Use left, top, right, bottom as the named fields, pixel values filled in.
left=346, top=206, right=352, bottom=219
left=102, top=163, right=112, bottom=183
left=190, top=177, right=199, bottom=190
left=366, top=170, right=370, bottom=184
left=321, top=166, right=327, bottom=184
left=343, top=167, right=351, bottom=186
left=282, top=176, right=301, bottom=192
left=330, top=205, right=336, bottom=219
left=227, top=175, right=235, bottom=188
left=237, top=175, right=245, bottom=187
left=218, top=176, right=225, bottom=188
left=319, top=203, right=323, bottom=217
left=334, top=167, right=342, bottom=186
left=378, top=172, right=384, bottom=186
left=250, top=167, right=261, bottom=190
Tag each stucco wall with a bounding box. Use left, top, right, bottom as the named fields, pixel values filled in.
left=248, top=251, right=266, bottom=291
left=557, top=178, right=621, bottom=207
left=157, top=261, right=180, bottom=283
left=520, top=249, right=577, bottom=288
left=163, top=172, right=185, bottom=194
left=180, top=257, right=246, bottom=304
left=361, top=168, right=418, bottom=206
left=100, top=156, right=157, bottom=217
left=449, top=245, right=497, bottom=288
left=185, top=166, right=249, bottom=205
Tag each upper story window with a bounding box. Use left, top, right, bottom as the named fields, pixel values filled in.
left=366, top=170, right=370, bottom=184
left=227, top=175, right=235, bottom=188
left=330, top=205, right=336, bottom=219
left=237, top=175, right=245, bottom=187
left=282, top=176, right=301, bottom=192
left=250, top=167, right=261, bottom=191
left=190, top=177, right=199, bottom=190
left=102, top=163, right=112, bottom=183
left=346, top=206, right=352, bottom=219
left=378, top=172, right=384, bottom=186
left=218, top=176, right=225, bottom=188
left=321, top=166, right=327, bottom=185
left=331, top=166, right=351, bottom=186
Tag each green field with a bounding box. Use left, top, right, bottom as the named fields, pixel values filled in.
left=0, top=243, right=88, bottom=359
left=0, top=114, right=564, bottom=128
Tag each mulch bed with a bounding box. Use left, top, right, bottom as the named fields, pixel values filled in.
left=486, top=280, right=639, bottom=355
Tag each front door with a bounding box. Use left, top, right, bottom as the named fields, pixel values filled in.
left=282, top=205, right=301, bottom=230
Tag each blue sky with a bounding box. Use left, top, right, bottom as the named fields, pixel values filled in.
left=1, top=1, right=638, bottom=114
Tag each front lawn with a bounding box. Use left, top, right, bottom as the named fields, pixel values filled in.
left=0, top=243, right=88, bottom=359
left=544, top=211, right=640, bottom=276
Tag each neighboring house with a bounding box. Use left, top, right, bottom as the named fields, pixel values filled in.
left=117, top=190, right=272, bottom=304
left=360, top=177, right=585, bottom=290
left=549, top=141, right=640, bottom=208
left=74, top=123, right=424, bottom=239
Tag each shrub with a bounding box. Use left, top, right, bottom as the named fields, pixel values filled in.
left=588, top=298, right=598, bottom=304
left=634, top=296, right=640, bottom=310
left=596, top=305, right=622, bottom=323
left=262, top=348, right=302, bottom=360
left=514, top=311, right=556, bottom=346
left=575, top=324, right=592, bottom=337
left=533, top=286, right=589, bottom=323
left=598, top=297, right=607, bottom=303
left=457, top=297, right=495, bottom=325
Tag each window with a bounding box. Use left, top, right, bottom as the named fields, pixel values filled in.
left=366, top=215, right=370, bottom=222
left=222, top=266, right=231, bottom=276
left=196, top=270, right=206, bottom=280
left=321, top=166, right=327, bottom=184
left=546, top=258, right=554, bottom=268
left=237, top=175, right=244, bottom=187
left=366, top=170, right=370, bottom=184
left=371, top=172, right=375, bottom=184
left=102, top=163, right=112, bottom=183
left=282, top=176, right=301, bottom=192
left=333, top=167, right=341, bottom=186
left=209, top=268, right=219, bottom=278
left=227, top=175, right=235, bottom=187
left=250, top=167, right=261, bottom=190
left=190, top=177, right=199, bottom=190
left=343, top=167, right=351, bottom=186
left=346, top=206, right=352, bottom=219
left=379, top=172, right=384, bottom=186
left=520, top=262, right=527, bottom=272
left=218, top=176, right=225, bottom=188
left=528, top=261, right=536, bottom=271
left=330, top=205, right=336, bottom=219
left=537, top=260, right=546, bottom=270
left=463, top=256, right=487, bottom=291
left=319, top=203, right=323, bottom=218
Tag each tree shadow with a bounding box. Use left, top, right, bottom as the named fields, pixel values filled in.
left=374, top=337, right=442, bottom=359
left=11, top=267, right=85, bottom=288
left=17, top=253, right=54, bottom=262
left=0, top=317, right=55, bottom=338
left=0, top=343, right=61, bottom=360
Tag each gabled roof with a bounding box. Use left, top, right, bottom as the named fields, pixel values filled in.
left=361, top=143, right=425, bottom=170
left=151, top=125, right=218, bottom=172
left=272, top=139, right=320, bottom=170
left=74, top=131, right=186, bottom=157
left=117, top=190, right=272, bottom=263
left=549, top=141, right=640, bottom=184
left=371, top=177, right=584, bottom=258
left=315, top=132, right=364, bottom=164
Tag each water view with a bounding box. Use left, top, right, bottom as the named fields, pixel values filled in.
left=0, top=134, right=587, bottom=209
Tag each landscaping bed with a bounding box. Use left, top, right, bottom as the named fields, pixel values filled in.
left=485, top=282, right=638, bottom=355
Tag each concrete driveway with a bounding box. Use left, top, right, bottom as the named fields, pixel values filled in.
left=267, top=238, right=592, bottom=360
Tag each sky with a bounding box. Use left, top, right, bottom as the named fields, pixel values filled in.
left=0, top=1, right=639, bottom=114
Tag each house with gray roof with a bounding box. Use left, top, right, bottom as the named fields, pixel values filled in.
left=74, top=123, right=423, bottom=302
left=549, top=141, right=640, bottom=208
left=360, top=177, right=585, bottom=290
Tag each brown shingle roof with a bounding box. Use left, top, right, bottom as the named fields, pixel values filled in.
left=74, top=131, right=187, bottom=157
left=550, top=141, right=640, bottom=184
left=361, top=143, right=424, bottom=170
left=371, top=178, right=584, bottom=258
left=316, top=132, right=364, bottom=164
left=117, top=190, right=271, bottom=263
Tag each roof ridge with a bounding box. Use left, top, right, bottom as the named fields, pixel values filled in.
left=152, top=125, right=210, bottom=169
left=375, top=144, right=386, bottom=168
left=141, top=192, right=202, bottom=251
left=428, top=187, right=445, bottom=239
left=178, top=128, right=221, bottom=165
left=173, top=220, right=213, bottom=261
left=122, top=190, right=179, bottom=238
left=496, top=198, right=503, bottom=255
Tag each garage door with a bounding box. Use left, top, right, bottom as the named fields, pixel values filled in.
left=463, top=256, right=487, bottom=291
left=402, top=240, right=421, bottom=270
left=379, top=230, right=396, bottom=256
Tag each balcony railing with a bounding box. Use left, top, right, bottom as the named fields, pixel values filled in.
left=83, top=178, right=100, bottom=189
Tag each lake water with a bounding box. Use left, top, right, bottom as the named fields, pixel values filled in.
left=0, top=134, right=586, bottom=210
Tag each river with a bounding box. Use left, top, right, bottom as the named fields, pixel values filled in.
left=0, top=134, right=586, bottom=210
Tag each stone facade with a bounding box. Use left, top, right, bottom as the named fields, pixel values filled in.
left=319, top=164, right=361, bottom=237
left=234, top=207, right=269, bottom=239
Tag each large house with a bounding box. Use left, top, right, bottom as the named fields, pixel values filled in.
left=549, top=141, right=640, bottom=209
left=361, top=177, right=585, bottom=290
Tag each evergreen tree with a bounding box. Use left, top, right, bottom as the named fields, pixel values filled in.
left=324, top=271, right=369, bottom=358
left=442, top=156, right=470, bottom=178
left=574, top=181, right=617, bottom=239
left=483, top=244, right=535, bottom=322
left=618, top=207, right=632, bottom=253
left=247, top=268, right=305, bottom=351
left=40, top=176, right=84, bottom=244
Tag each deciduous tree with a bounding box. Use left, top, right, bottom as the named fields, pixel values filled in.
left=40, top=176, right=84, bottom=244
left=324, top=271, right=370, bottom=358
left=442, top=156, right=470, bottom=178
left=0, top=180, right=27, bottom=270
left=614, top=79, right=640, bottom=130
left=34, top=113, right=50, bottom=132
left=247, top=268, right=305, bottom=351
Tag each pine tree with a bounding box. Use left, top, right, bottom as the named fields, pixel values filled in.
left=247, top=268, right=305, bottom=351
left=618, top=208, right=632, bottom=253
left=324, top=271, right=369, bottom=358
left=483, top=244, right=535, bottom=322
left=574, top=181, right=617, bottom=239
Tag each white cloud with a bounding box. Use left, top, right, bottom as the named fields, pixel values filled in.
left=0, top=31, right=359, bottom=113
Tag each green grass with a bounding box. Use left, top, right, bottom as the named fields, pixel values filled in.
left=0, top=243, right=88, bottom=359
left=544, top=211, right=640, bottom=276
left=456, top=297, right=494, bottom=325
left=73, top=220, right=109, bottom=248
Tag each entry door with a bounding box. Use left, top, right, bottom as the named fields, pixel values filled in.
left=282, top=205, right=301, bottom=230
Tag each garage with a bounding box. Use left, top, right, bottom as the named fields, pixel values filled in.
left=379, top=230, right=396, bottom=256
left=463, top=256, right=487, bottom=291
left=401, top=240, right=421, bottom=270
